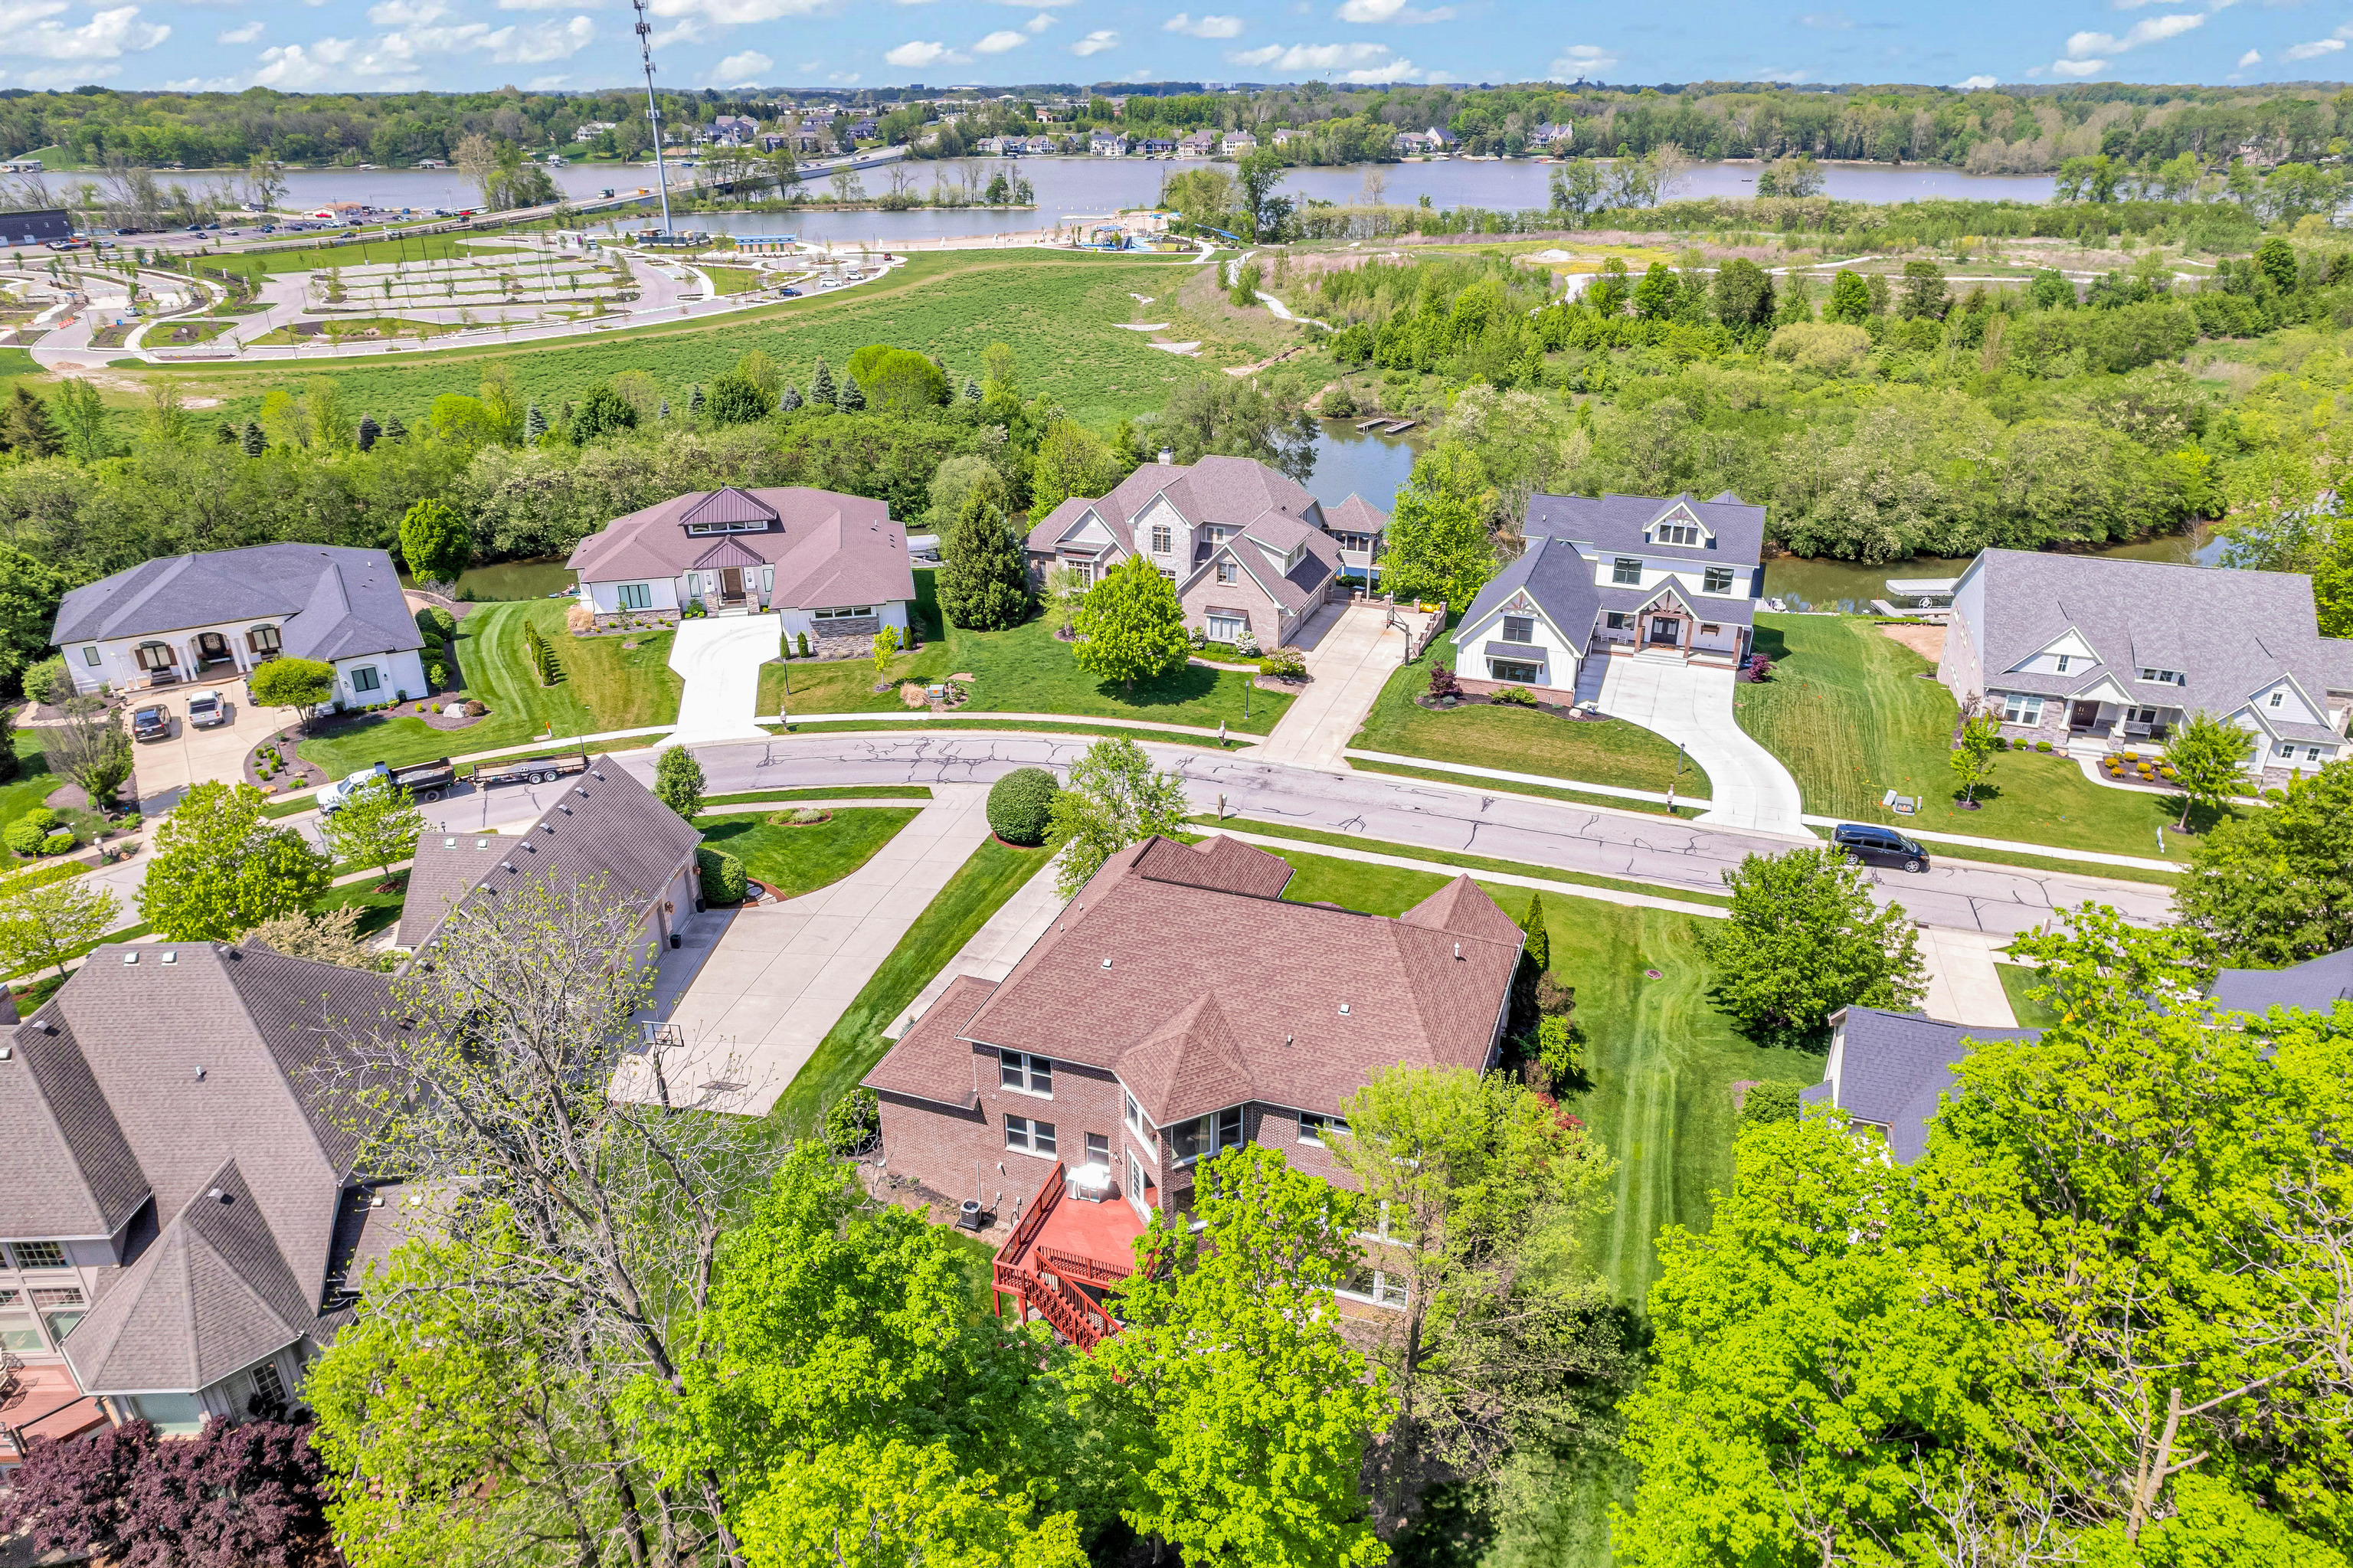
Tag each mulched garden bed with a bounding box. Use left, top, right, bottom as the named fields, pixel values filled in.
left=1418, top=689, right=1608, bottom=720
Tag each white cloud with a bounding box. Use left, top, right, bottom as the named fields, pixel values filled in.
left=2237, top=47, right=2260, bottom=67
left=164, top=73, right=243, bottom=88
left=2063, top=11, right=2201, bottom=57
left=1163, top=11, right=1242, bottom=37
left=1340, top=54, right=1419, bottom=80
left=2050, top=57, right=2106, bottom=77
left=2284, top=36, right=2345, bottom=60
left=1230, top=38, right=1387, bottom=67
left=252, top=38, right=358, bottom=86
left=525, top=71, right=569, bottom=85
left=828, top=69, right=857, bottom=80
left=1546, top=44, right=1615, bottom=76
left=215, top=18, right=262, bottom=42
left=974, top=27, right=1023, bottom=50
left=20, top=61, right=116, bottom=82
left=1022, top=11, right=1049, bottom=31
left=367, top=0, right=444, bottom=25
left=0, top=5, right=166, bottom=61
left=644, top=0, right=828, bottom=25
left=1798, top=10, right=1850, bottom=27
left=501, top=0, right=600, bottom=11
left=999, top=0, right=1075, bottom=8
left=1334, top=0, right=1451, bottom=21
left=892, top=0, right=934, bottom=7
left=1952, top=73, right=1996, bottom=89
left=1069, top=26, right=1116, bottom=52
left=885, top=37, right=960, bottom=64
left=712, top=46, right=771, bottom=77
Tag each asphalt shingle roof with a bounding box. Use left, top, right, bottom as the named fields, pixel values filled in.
left=50, top=545, right=422, bottom=662
left=1830, top=1007, right=2040, bottom=1164
left=866, top=974, right=996, bottom=1110
left=1459, top=494, right=1764, bottom=657
left=2208, top=947, right=2353, bottom=1016
left=568, top=486, right=915, bottom=611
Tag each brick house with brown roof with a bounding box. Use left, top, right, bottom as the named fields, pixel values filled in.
left=1025, top=454, right=1387, bottom=651
left=863, top=833, right=1521, bottom=1344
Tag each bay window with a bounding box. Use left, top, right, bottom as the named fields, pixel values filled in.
left=1170, top=1105, right=1244, bottom=1164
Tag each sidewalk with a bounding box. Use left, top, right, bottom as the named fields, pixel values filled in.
left=767, top=709, right=1255, bottom=742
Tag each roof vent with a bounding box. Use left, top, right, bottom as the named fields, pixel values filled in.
left=1338, top=1003, right=1350, bottom=1016
left=575, top=786, right=589, bottom=797
left=1158, top=447, right=1173, bottom=465
left=541, top=822, right=555, bottom=833
left=443, top=836, right=456, bottom=848
left=591, top=771, right=606, bottom=781
left=1101, top=957, right=1113, bottom=968
left=502, top=862, right=516, bottom=872
left=475, top=838, right=489, bottom=849
left=207, top=1186, right=224, bottom=1201
left=123, top=951, right=138, bottom=965
left=1454, top=942, right=1461, bottom=960
left=558, top=804, right=572, bottom=815
left=194, top=1066, right=206, bottom=1081
left=368, top=1194, right=384, bottom=1209
left=161, top=951, right=176, bottom=964
left=0, top=1046, right=11, bottom=1062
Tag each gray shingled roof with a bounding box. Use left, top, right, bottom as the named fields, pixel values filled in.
left=567, top=486, right=914, bottom=611
left=1829, top=1007, right=2041, bottom=1164
left=1026, top=454, right=1350, bottom=561
left=2208, top=947, right=2353, bottom=1016
left=0, top=1010, right=146, bottom=1240
left=397, top=754, right=702, bottom=949
left=50, top=545, right=422, bottom=662
left=1522, top=491, right=1766, bottom=566
left=1963, top=549, right=2353, bottom=709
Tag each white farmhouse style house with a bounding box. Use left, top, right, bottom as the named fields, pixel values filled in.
left=50, top=544, right=427, bottom=710
left=567, top=485, right=918, bottom=656
left=1938, top=548, right=2353, bottom=787
left=1450, top=492, right=1766, bottom=699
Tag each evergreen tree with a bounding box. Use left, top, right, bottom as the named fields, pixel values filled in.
left=810, top=357, right=836, bottom=407
left=656, top=397, right=670, bottom=420
left=688, top=383, right=705, bottom=415
left=778, top=383, right=803, bottom=413
left=214, top=421, right=237, bottom=445
left=936, top=488, right=1031, bottom=630
left=2, top=386, right=63, bottom=457
left=1824, top=268, right=1873, bottom=326
left=962, top=375, right=982, bottom=403
left=239, top=420, right=265, bottom=457
left=355, top=414, right=381, bottom=451
left=523, top=403, right=547, bottom=444
left=839, top=375, right=866, bottom=412
left=383, top=414, right=407, bottom=442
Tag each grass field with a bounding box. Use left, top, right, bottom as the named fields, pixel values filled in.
left=705, top=785, right=934, bottom=807
left=763, top=568, right=1291, bottom=733
left=1739, top=614, right=2241, bottom=865
left=766, top=833, right=1053, bottom=1138
left=247, top=316, right=457, bottom=346
left=294, top=599, right=682, bottom=777
left=312, top=871, right=411, bottom=940
left=0, top=731, right=59, bottom=832
left=1350, top=641, right=1713, bottom=798
left=143, top=250, right=1212, bottom=431
left=699, top=265, right=771, bottom=295
left=1202, top=817, right=1734, bottom=908
left=694, top=807, right=918, bottom=899
left=229, top=236, right=531, bottom=276
left=1998, top=963, right=2061, bottom=1029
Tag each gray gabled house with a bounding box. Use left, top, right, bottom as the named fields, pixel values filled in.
left=0, top=943, right=408, bottom=1444
left=1938, top=548, right=2353, bottom=787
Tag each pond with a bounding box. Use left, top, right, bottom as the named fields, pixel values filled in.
left=1764, top=529, right=2230, bottom=613
left=1304, top=421, right=1422, bottom=512
left=405, top=555, right=577, bottom=602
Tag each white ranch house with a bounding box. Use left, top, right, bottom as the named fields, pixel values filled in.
left=51, top=544, right=427, bottom=711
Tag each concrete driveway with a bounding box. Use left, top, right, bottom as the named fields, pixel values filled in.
left=119, top=686, right=266, bottom=813
left=1595, top=651, right=1808, bottom=837
left=667, top=614, right=781, bottom=745
left=1254, top=602, right=1408, bottom=770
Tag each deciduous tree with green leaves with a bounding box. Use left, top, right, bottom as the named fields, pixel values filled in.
left=653, top=745, right=705, bottom=820
left=1705, top=845, right=1926, bottom=1043
left=0, top=873, right=119, bottom=977
left=136, top=780, right=332, bottom=941
left=319, top=777, right=425, bottom=882
left=397, top=497, right=473, bottom=588
left=1078, top=1145, right=1396, bottom=1568
left=1045, top=735, right=1189, bottom=899
left=2175, top=758, right=2353, bottom=965
left=45, top=696, right=131, bottom=809
left=1823, top=267, right=1873, bottom=326
left=1381, top=443, right=1495, bottom=610
left=2164, top=708, right=2256, bottom=831
left=249, top=657, right=336, bottom=731
left=1949, top=709, right=2000, bottom=807
left=1071, top=555, right=1189, bottom=693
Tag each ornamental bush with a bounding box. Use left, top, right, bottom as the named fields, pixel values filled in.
left=5, top=809, right=57, bottom=855
left=696, top=845, right=748, bottom=905
left=987, top=767, right=1059, bottom=846
left=39, top=830, right=73, bottom=856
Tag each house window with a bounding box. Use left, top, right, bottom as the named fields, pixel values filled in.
left=1343, top=1268, right=1409, bottom=1308
left=1700, top=624, right=1721, bottom=637
left=132, top=1394, right=206, bottom=1436
left=1500, top=615, right=1534, bottom=643
left=2309, top=746, right=2327, bottom=763
left=1216, top=561, right=1238, bottom=585
left=81, top=645, right=100, bottom=666
left=247, top=624, right=282, bottom=655
left=2127, top=706, right=2160, bottom=725
left=1004, top=1115, right=1057, bottom=1156
left=1998, top=692, right=2044, bottom=725
left=350, top=666, right=381, bottom=693
left=1125, top=1094, right=1153, bottom=1141
left=2054, top=654, right=2073, bottom=674
left=813, top=606, right=875, bottom=621
left=1489, top=660, right=1541, bottom=683
left=0, top=1313, right=38, bottom=1354
left=1299, top=1111, right=1348, bottom=1147
left=253, top=1360, right=286, bottom=1409
left=2270, top=690, right=2286, bottom=709
left=136, top=641, right=175, bottom=670
left=999, top=1049, right=1052, bottom=1096
left=1170, top=1105, right=1245, bottom=1164
left=1612, top=557, right=1643, bottom=585
left=29, top=1288, right=81, bottom=1308
left=2139, top=668, right=2184, bottom=686
left=1203, top=525, right=1230, bottom=545
left=7, top=1241, right=64, bottom=1269
left=1084, top=1131, right=1110, bottom=1167
left=1651, top=522, right=1699, bottom=545
left=1151, top=525, right=1172, bottom=554
left=1207, top=611, right=1245, bottom=643
left=617, top=583, right=653, bottom=611
left=1605, top=612, right=1631, bottom=631
left=1703, top=566, right=1736, bottom=594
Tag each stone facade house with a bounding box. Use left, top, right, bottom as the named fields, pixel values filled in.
left=568, top=485, right=918, bottom=656
left=1937, top=548, right=2353, bottom=787
left=1449, top=492, right=1766, bottom=700
left=51, top=544, right=427, bottom=710
left=0, top=944, right=411, bottom=1455
left=863, top=834, right=1522, bottom=1344
left=1026, top=454, right=1386, bottom=650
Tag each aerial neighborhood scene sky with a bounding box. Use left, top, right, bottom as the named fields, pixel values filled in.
left=3, top=0, right=2345, bottom=93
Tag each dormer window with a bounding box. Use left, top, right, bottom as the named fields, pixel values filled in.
left=2139, top=668, right=2184, bottom=686
left=1651, top=522, right=1700, bottom=546
left=2270, top=689, right=2286, bottom=709
left=1612, top=557, right=1642, bottom=585
left=2054, top=654, right=2072, bottom=673
left=685, top=518, right=769, bottom=536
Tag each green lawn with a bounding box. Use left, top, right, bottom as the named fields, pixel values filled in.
left=766, top=834, right=1053, bottom=1138
left=1739, top=614, right=2240, bottom=865
left=1345, top=755, right=1690, bottom=819
left=763, top=568, right=1291, bottom=734
left=1351, top=640, right=1714, bottom=799
left=311, top=872, right=411, bottom=940
left=699, top=265, right=770, bottom=295
left=693, top=807, right=918, bottom=899
left=0, top=729, right=59, bottom=834
left=1197, top=817, right=1733, bottom=908
left=705, top=786, right=934, bottom=807
left=295, top=600, right=682, bottom=777
left=1997, top=963, right=2061, bottom=1030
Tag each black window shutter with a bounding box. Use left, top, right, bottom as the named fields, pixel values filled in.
left=1707, top=536, right=1717, bottom=549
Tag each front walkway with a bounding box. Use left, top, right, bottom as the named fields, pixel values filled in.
left=1916, top=927, right=2020, bottom=1028
left=610, top=785, right=995, bottom=1115
left=1253, top=602, right=1407, bottom=770
left=1595, top=651, right=1808, bottom=836
left=668, top=613, right=781, bottom=745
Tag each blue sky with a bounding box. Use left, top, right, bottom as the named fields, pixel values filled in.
left=15, top=0, right=2351, bottom=98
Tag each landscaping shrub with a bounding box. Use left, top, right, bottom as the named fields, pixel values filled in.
left=987, top=766, right=1059, bottom=846
left=796, top=631, right=811, bottom=656
left=1992, top=736, right=2011, bottom=751
left=2036, top=739, right=2053, bottom=752
left=1535, top=1014, right=1578, bottom=1082
left=1494, top=686, right=1540, bottom=706
left=38, top=830, right=73, bottom=856
left=1258, top=647, right=1306, bottom=680
left=424, top=658, right=450, bottom=690
left=5, top=809, right=57, bottom=856
left=1739, top=1079, right=1807, bottom=1127
left=1425, top=663, right=1460, bottom=700
left=823, top=1085, right=880, bottom=1154
left=696, top=845, right=748, bottom=905
left=412, top=605, right=456, bottom=643
left=24, top=656, right=70, bottom=707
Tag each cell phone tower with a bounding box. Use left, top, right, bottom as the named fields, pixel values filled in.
left=630, top=0, right=674, bottom=237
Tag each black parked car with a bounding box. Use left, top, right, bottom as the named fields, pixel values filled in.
left=1831, top=822, right=1929, bottom=873
left=131, top=703, right=172, bottom=742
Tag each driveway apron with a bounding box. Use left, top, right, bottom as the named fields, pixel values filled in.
left=1595, top=653, right=1808, bottom=836
left=1254, top=602, right=1407, bottom=770
left=667, top=613, right=781, bottom=745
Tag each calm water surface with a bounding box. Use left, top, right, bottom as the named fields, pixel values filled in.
left=1764, top=529, right=2229, bottom=612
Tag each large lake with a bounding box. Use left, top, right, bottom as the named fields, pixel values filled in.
left=253, top=158, right=2057, bottom=247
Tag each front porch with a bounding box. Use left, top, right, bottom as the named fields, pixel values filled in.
left=2059, top=699, right=2178, bottom=757
left=990, top=1163, right=1149, bottom=1352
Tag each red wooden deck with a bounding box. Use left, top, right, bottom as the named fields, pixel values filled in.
left=990, top=1164, right=1148, bottom=1350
